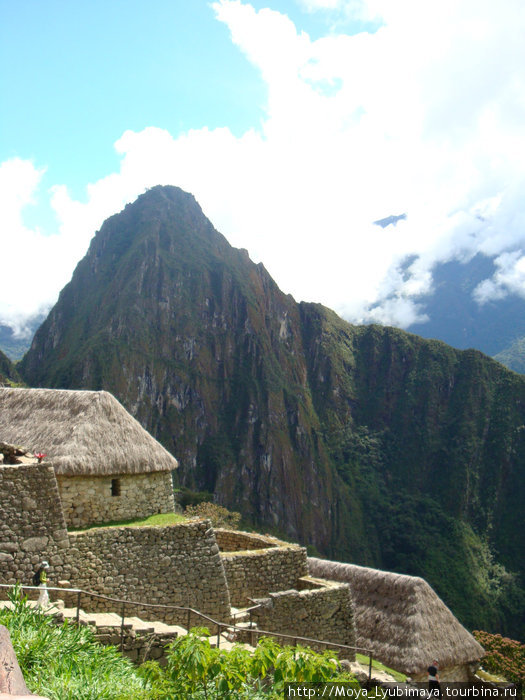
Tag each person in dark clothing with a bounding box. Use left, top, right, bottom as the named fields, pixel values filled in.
left=427, top=659, right=442, bottom=697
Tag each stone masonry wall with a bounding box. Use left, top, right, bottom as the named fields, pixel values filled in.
left=57, top=471, right=175, bottom=529
left=65, top=520, right=231, bottom=626
left=0, top=465, right=354, bottom=655
left=215, top=529, right=281, bottom=552
left=251, top=578, right=356, bottom=660
left=0, top=464, right=70, bottom=591
left=221, top=543, right=308, bottom=608
left=90, top=622, right=178, bottom=667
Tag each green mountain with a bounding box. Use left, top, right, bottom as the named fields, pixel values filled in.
left=0, top=348, right=21, bottom=385
left=494, top=337, right=525, bottom=375
left=19, top=186, right=525, bottom=638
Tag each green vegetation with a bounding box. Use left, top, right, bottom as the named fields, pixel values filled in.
left=1, top=588, right=360, bottom=699
left=184, top=502, right=242, bottom=529
left=0, top=347, right=23, bottom=385
left=175, top=487, right=215, bottom=509
left=474, top=630, right=525, bottom=690
left=140, top=626, right=359, bottom=699
left=70, top=512, right=187, bottom=532
left=69, top=503, right=244, bottom=534
left=0, top=586, right=152, bottom=699
left=354, top=653, right=407, bottom=682
left=494, top=336, right=525, bottom=374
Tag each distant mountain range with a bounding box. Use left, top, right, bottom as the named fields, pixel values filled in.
left=15, top=186, right=525, bottom=639
left=405, top=254, right=525, bottom=371
left=4, top=250, right=525, bottom=375
left=0, top=315, right=47, bottom=362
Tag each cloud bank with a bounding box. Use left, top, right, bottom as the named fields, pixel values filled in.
left=2, top=0, right=525, bottom=334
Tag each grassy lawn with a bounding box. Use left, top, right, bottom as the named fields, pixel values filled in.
left=355, top=653, right=407, bottom=682
left=70, top=511, right=187, bottom=532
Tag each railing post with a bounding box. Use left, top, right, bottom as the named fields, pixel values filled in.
left=217, top=623, right=221, bottom=649
left=76, top=590, right=81, bottom=626
left=187, top=608, right=191, bottom=632
left=120, top=602, right=126, bottom=653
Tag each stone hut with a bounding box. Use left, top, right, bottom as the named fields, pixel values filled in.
left=308, top=557, right=484, bottom=681
left=0, top=387, right=177, bottom=528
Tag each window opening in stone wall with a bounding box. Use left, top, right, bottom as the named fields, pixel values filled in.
left=111, top=478, right=121, bottom=497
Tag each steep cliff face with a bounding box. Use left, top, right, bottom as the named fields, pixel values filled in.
left=20, top=186, right=525, bottom=637
left=0, top=349, right=21, bottom=385
left=20, top=186, right=336, bottom=547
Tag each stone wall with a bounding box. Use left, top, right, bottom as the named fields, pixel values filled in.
left=91, top=622, right=178, bottom=667
left=0, top=466, right=355, bottom=656
left=57, top=471, right=175, bottom=529
left=221, top=542, right=308, bottom=608
left=251, top=577, right=356, bottom=660
left=0, top=463, right=70, bottom=591
left=215, top=529, right=281, bottom=552
left=65, top=520, right=231, bottom=626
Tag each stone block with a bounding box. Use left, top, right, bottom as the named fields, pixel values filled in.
left=21, top=536, right=48, bottom=552
left=0, top=542, right=18, bottom=553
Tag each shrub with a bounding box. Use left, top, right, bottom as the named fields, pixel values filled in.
left=161, top=627, right=358, bottom=699
left=473, top=630, right=525, bottom=689
left=175, top=487, right=214, bottom=509
left=184, top=501, right=241, bottom=529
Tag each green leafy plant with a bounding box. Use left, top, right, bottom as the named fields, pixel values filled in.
left=0, top=585, right=153, bottom=699
left=163, top=628, right=357, bottom=698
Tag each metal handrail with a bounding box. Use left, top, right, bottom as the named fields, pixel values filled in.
left=0, top=582, right=374, bottom=682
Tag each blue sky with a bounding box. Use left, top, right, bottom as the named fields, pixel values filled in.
left=2, top=2, right=264, bottom=199
left=1, top=0, right=525, bottom=334
left=2, top=1, right=373, bottom=200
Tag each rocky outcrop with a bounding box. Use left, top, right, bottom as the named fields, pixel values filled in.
left=0, top=625, right=50, bottom=699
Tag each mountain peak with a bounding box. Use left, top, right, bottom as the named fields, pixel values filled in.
left=18, top=187, right=525, bottom=640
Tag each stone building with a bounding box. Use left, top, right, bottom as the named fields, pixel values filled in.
left=0, top=387, right=177, bottom=528
left=0, top=458, right=357, bottom=650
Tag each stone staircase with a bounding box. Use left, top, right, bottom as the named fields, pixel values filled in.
left=0, top=599, right=257, bottom=665
left=1, top=598, right=392, bottom=684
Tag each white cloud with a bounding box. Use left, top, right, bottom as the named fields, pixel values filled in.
left=297, top=0, right=346, bottom=11
left=474, top=251, right=525, bottom=304
left=1, top=0, right=525, bottom=332
left=0, top=159, right=56, bottom=334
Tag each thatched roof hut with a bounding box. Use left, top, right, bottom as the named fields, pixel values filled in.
left=0, top=387, right=178, bottom=475
left=308, top=557, right=484, bottom=677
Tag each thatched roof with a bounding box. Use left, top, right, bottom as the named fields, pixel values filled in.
left=0, top=387, right=178, bottom=476
left=308, top=557, right=484, bottom=675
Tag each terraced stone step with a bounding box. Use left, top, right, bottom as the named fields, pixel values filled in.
left=122, top=616, right=155, bottom=633
left=230, top=606, right=251, bottom=624
left=149, top=621, right=188, bottom=637
left=1, top=598, right=256, bottom=656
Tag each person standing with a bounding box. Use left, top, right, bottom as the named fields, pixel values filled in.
left=34, top=561, right=50, bottom=608
left=427, top=659, right=441, bottom=697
